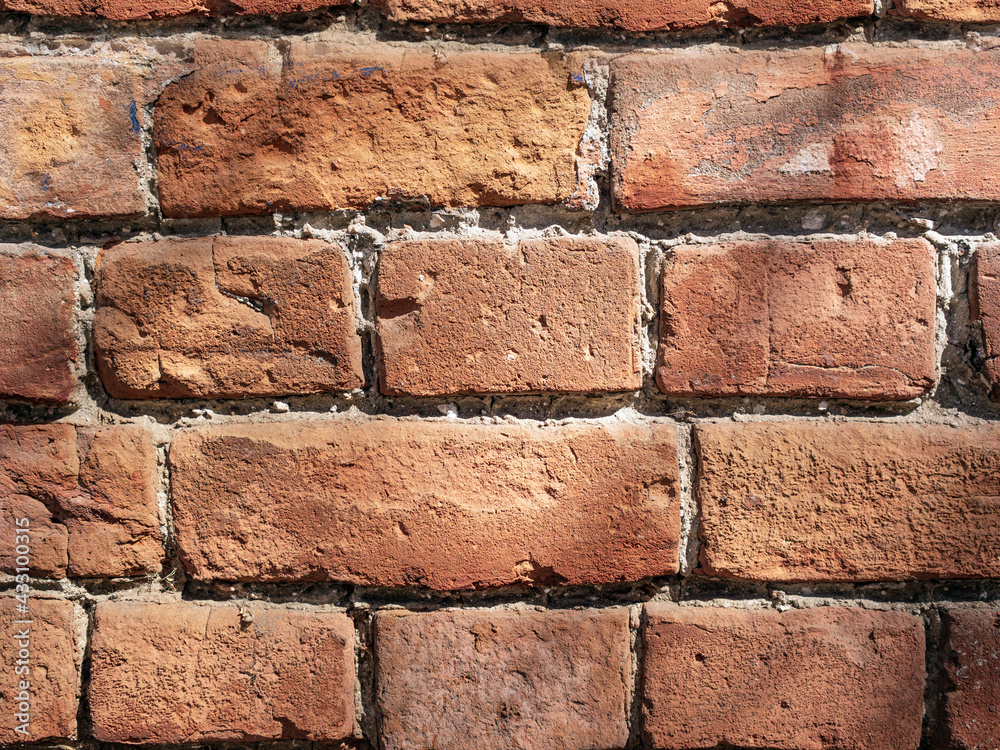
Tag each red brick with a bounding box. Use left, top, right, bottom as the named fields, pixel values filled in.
left=377, top=237, right=642, bottom=396
left=941, top=608, right=1000, bottom=749
left=0, top=248, right=76, bottom=403
left=0, top=598, right=78, bottom=743
left=0, top=0, right=341, bottom=18
left=89, top=601, right=355, bottom=743
left=0, top=56, right=144, bottom=220
left=375, top=608, right=630, bottom=750
left=155, top=41, right=590, bottom=217
left=94, top=236, right=363, bottom=399
left=611, top=45, right=1000, bottom=211
left=642, top=605, right=925, bottom=750
left=696, top=422, right=1000, bottom=581
left=657, top=238, right=936, bottom=399
left=895, top=0, right=1000, bottom=21
left=971, top=243, right=1000, bottom=399
left=0, top=424, right=161, bottom=579
left=170, top=420, right=680, bottom=588
left=373, top=0, right=871, bottom=29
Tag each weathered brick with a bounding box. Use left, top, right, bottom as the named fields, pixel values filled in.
left=697, top=422, right=1000, bottom=581
left=0, top=56, right=144, bottom=220
left=377, top=237, right=642, bottom=396
left=642, top=605, right=925, bottom=750
left=94, top=236, right=363, bottom=399
left=657, top=238, right=936, bottom=399
left=0, top=598, right=78, bottom=744
left=895, top=0, right=1000, bottom=22
left=89, top=601, right=355, bottom=743
left=971, top=243, right=1000, bottom=399
left=170, top=420, right=680, bottom=587
left=375, top=608, right=630, bottom=750
left=373, top=0, right=871, bottom=29
left=611, top=45, right=1000, bottom=211
left=0, top=425, right=161, bottom=579
left=155, top=41, right=590, bottom=217
left=941, top=608, right=1000, bottom=749
left=0, top=0, right=340, bottom=18
left=0, top=248, right=76, bottom=403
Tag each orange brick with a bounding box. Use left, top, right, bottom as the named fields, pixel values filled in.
left=611, top=45, right=1000, bottom=210
left=155, top=41, right=590, bottom=217
left=170, top=420, right=680, bottom=588
left=0, top=57, right=144, bottom=220
left=643, top=605, right=925, bottom=750
left=895, top=0, right=1000, bottom=21
left=941, top=608, right=1000, bottom=749
left=971, top=243, right=1000, bottom=399
left=372, top=0, right=872, bottom=30
left=657, top=238, right=936, bottom=399
left=0, top=0, right=341, bottom=18
left=697, top=422, right=1000, bottom=581
left=375, top=608, right=630, bottom=750
left=94, top=236, right=363, bottom=399
left=89, top=601, right=355, bottom=743
left=377, top=237, right=642, bottom=395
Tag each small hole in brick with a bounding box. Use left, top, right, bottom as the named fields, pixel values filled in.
left=695, top=653, right=706, bottom=662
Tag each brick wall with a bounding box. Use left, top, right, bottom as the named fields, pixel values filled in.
left=1, top=2, right=1000, bottom=749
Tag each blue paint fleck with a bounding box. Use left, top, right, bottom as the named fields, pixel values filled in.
left=41, top=174, right=51, bottom=192
left=129, top=101, right=141, bottom=134
left=572, top=73, right=585, bottom=84
left=360, top=66, right=384, bottom=77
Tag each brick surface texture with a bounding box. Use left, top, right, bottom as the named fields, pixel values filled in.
left=0, top=247, right=76, bottom=402
left=89, top=601, right=355, bottom=743
left=170, top=420, right=680, bottom=587
left=0, top=598, right=78, bottom=743
left=657, top=237, right=936, bottom=398
left=0, top=424, right=161, bottom=578
left=154, top=41, right=591, bottom=217
left=5, top=2, right=1000, bottom=749
left=94, top=236, right=363, bottom=399
left=377, top=237, right=643, bottom=395
left=643, top=605, right=925, bottom=750
left=696, top=422, right=1000, bottom=581
left=611, top=45, right=1000, bottom=210
left=375, top=608, right=631, bottom=750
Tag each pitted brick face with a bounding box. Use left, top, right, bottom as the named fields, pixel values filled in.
left=657, top=238, right=936, bottom=399
left=696, top=422, right=1000, bottom=581
left=0, top=56, right=144, bottom=220
left=0, top=0, right=343, bottom=18
left=894, top=0, right=1000, bottom=21
left=941, top=609, right=1000, bottom=749
left=154, top=41, right=591, bottom=217
left=94, top=236, right=363, bottom=399
left=89, top=602, right=355, bottom=743
left=170, top=419, right=681, bottom=587
left=0, top=248, right=76, bottom=403
left=370, top=0, right=872, bottom=30
left=0, top=424, right=161, bottom=579
left=972, top=242, right=1000, bottom=399
left=611, top=45, right=1000, bottom=210
left=375, top=608, right=631, bottom=750
left=0, top=598, right=78, bottom=744
left=642, top=605, right=925, bottom=750
left=377, top=237, right=643, bottom=396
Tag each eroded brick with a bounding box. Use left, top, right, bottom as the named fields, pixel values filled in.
left=642, top=605, right=925, bottom=750
left=0, top=425, right=161, bottom=579
left=371, top=0, right=872, bottom=29
left=611, top=45, right=1000, bottom=210
left=375, top=608, right=630, bottom=750
left=155, top=41, right=590, bottom=217
left=0, top=0, right=341, bottom=18
left=941, top=608, right=1000, bottom=750
left=377, top=237, right=642, bottom=395
left=0, top=598, right=78, bottom=744
left=170, top=420, right=680, bottom=587
left=0, top=248, right=76, bottom=403
left=89, top=601, right=355, bottom=743
left=971, top=243, right=1000, bottom=399
left=0, top=57, right=144, bottom=220
left=895, top=0, right=1000, bottom=22
left=657, top=238, right=936, bottom=398
left=697, top=422, right=1000, bottom=581
left=94, top=236, right=363, bottom=399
